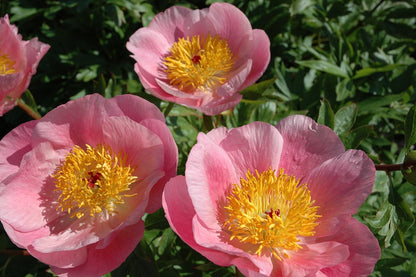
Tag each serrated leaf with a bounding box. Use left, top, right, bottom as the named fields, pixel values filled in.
left=239, top=77, right=277, bottom=100
left=404, top=106, right=416, bottom=149
left=296, top=60, right=348, bottom=78
left=334, top=103, right=357, bottom=136
left=317, top=98, right=334, bottom=129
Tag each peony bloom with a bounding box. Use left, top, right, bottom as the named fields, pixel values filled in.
left=0, top=94, right=178, bottom=276
left=0, top=14, right=50, bottom=116
left=163, top=115, right=380, bottom=276
left=127, top=3, right=270, bottom=115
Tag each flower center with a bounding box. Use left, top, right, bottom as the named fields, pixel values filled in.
left=222, top=168, right=320, bottom=260
left=163, top=34, right=234, bottom=92
left=52, top=144, right=137, bottom=219
left=0, top=53, right=17, bottom=75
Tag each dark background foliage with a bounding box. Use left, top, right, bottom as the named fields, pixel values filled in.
left=1, top=0, right=416, bottom=276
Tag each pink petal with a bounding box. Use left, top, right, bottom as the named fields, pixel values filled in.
left=216, top=59, right=252, bottom=98
left=126, top=28, right=171, bottom=79
left=204, top=3, right=253, bottom=51
left=0, top=120, right=36, bottom=184
left=281, top=241, right=350, bottom=276
left=163, top=176, right=265, bottom=274
left=238, top=30, right=271, bottom=88
left=40, top=94, right=117, bottom=146
left=276, top=115, right=345, bottom=181
left=101, top=116, right=164, bottom=181
left=31, top=120, right=74, bottom=149
left=216, top=121, right=283, bottom=177
left=148, top=6, right=191, bottom=44
left=32, top=224, right=98, bottom=253
left=192, top=216, right=273, bottom=275
left=317, top=218, right=380, bottom=276
left=51, top=221, right=145, bottom=276
left=199, top=92, right=242, bottom=116
left=111, top=93, right=166, bottom=123
left=0, top=142, right=64, bottom=232
left=305, top=149, right=375, bottom=220
left=186, top=132, right=238, bottom=227
left=140, top=118, right=178, bottom=213
left=28, top=245, right=88, bottom=269
left=2, top=221, right=49, bottom=249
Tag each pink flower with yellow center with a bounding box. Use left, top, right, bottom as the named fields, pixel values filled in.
left=0, top=14, right=50, bottom=116
left=0, top=94, right=178, bottom=276
left=163, top=115, right=381, bottom=276
left=127, top=3, right=270, bottom=115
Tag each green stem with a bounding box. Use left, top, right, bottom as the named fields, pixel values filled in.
left=163, top=102, right=175, bottom=117
left=203, top=114, right=215, bottom=132
left=17, top=99, right=41, bottom=120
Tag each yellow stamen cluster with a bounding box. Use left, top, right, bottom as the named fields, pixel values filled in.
left=52, top=144, right=137, bottom=219
left=222, top=168, right=320, bottom=260
left=163, top=34, right=234, bottom=92
left=0, top=53, right=17, bottom=75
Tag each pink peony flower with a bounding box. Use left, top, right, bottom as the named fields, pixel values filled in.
left=0, top=94, right=178, bottom=276
left=163, top=115, right=380, bottom=276
left=126, top=3, right=270, bottom=115
left=0, top=14, right=50, bottom=116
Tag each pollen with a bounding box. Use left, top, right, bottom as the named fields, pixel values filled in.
left=52, top=144, right=138, bottom=219
left=0, top=53, right=17, bottom=75
left=222, top=168, right=320, bottom=260
left=163, top=34, right=234, bottom=93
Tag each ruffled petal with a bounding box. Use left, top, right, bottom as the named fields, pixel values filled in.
left=306, top=149, right=375, bottom=219
left=317, top=218, right=381, bottom=276
left=50, top=221, right=145, bottom=277
left=186, top=132, right=238, bottom=227
left=0, top=120, right=36, bottom=184
left=216, top=121, right=283, bottom=177
left=276, top=115, right=345, bottom=181
left=148, top=6, right=191, bottom=43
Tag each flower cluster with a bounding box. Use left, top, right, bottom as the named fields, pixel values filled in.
left=0, top=3, right=380, bottom=277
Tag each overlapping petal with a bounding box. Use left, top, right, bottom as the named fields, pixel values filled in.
left=127, top=3, right=270, bottom=115
left=0, top=94, right=178, bottom=276
left=163, top=114, right=380, bottom=276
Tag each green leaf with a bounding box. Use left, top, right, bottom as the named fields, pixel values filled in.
left=156, top=228, right=176, bottom=256
left=356, top=94, right=402, bottom=115
left=335, top=78, right=355, bottom=101
left=317, top=98, right=335, bottom=129
left=289, top=0, right=316, bottom=15
left=334, top=103, right=357, bottom=136
left=342, top=125, right=373, bottom=149
left=366, top=201, right=397, bottom=248
left=404, top=106, right=416, bottom=149
left=352, top=63, right=406, bottom=79
left=239, top=77, right=277, bottom=100
left=388, top=180, right=415, bottom=251
left=296, top=60, right=348, bottom=78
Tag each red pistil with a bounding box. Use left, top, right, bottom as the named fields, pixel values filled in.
left=265, top=208, right=280, bottom=219
left=87, top=172, right=102, bottom=188
left=192, top=55, right=201, bottom=64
